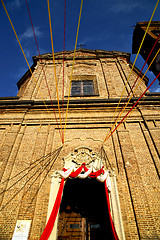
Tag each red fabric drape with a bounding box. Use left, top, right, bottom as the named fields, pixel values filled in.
left=69, top=164, right=83, bottom=178
left=104, top=180, right=119, bottom=240
left=63, top=163, right=104, bottom=178
left=39, top=178, right=64, bottom=240
left=83, top=165, right=104, bottom=177
left=40, top=165, right=119, bottom=240
left=62, top=163, right=84, bottom=178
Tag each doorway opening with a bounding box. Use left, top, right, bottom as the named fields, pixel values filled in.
left=58, top=178, right=114, bottom=240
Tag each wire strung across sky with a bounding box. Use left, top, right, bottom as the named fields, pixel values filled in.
left=1, top=0, right=159, bottom=183
left=2, top=0, right=159, bottom=146
left=62, top=0, right=67, bottom=142
left=25, top=0, right=63, bottom=143
left=0, top=0, right=65, bottom=144
left=47, top=0, right=64, bottom=143
left=104, top=45, right=160, bottom=143
left=63, top=0, right=84, bottom=142
left=25, top=0, right=84, bottom=144
left=106, top=71, right=160, bottom=141
left=0, top=0, right=83, bottom=232
left=103, top=0, right=160, bottom=143
left=0, top=0, right=160, bottom=235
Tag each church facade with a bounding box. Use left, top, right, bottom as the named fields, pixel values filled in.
left=0, top=49, right=159, bottom=240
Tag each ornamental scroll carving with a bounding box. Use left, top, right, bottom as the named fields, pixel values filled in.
left=62, top=146, right=102, bottom=170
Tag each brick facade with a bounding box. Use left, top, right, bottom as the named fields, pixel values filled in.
left=0, top=49, right=159, bottom=239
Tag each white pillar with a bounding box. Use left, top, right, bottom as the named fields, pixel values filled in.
left=47, top=174, right=63, bottom=240
left=110, top=175, right=126, bottom=240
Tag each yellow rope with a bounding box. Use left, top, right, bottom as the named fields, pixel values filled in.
left=1, top=0, right=54, bottom=118
left=63, top=0, right=84, bottom=141
left=47, top=0, right=64, bottom=143
left=104, top=48, right=160, bottom=143
left=106, top=0, right=160, bottom=139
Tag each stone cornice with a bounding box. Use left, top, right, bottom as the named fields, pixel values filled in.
left=0, top=96, right=159, bottom=109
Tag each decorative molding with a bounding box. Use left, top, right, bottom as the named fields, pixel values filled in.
left=62, top=146, right=102, bottom=170
left=67, top=62, right=97, bottom=67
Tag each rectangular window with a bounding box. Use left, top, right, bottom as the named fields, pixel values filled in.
left=71, top=80, right=94, bottom=96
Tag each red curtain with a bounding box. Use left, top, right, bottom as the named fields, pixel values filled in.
left=39, top=178, right=64, bottom=240
left=104, top=180, right=119, bottom=240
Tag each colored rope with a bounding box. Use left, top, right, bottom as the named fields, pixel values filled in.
left=107, top=0, right=159, bottom=135
left=121, top=96, right=145, bottom=126
left=106, top=71, right=160, bottom=140
left=116, top=31, right=160, bottom=109
left=64, top=0, right=84, bottom=141
left=105, top=30, right=160, bottom=142
left=22, top=146, right=63, bottom=217
left=104, top=48, right=160, bottom=142
left=0, top=152, right=55, bottom=211
left=0, top=146, right=63, bottom=235
left=0, top=150, right=58, bottom=188
left=47, top=0, right=64, bottom=143
left=62, top=0, right=67, bottom=139
left=128, top=33, right=160, bottom=97
left=25, top=0, right=63, bottom=142
left=1, top=0, right=48, bottom=112
left=1, top=0, right=63, bottom=142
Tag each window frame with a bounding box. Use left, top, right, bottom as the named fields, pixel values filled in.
left=68, top=75, right=99, bottom=97
left=71, top=80, right=95, bottom=97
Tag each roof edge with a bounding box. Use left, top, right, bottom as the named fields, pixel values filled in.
left=32, top=49, right=130, bottom=63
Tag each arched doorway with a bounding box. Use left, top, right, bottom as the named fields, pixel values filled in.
left=58, top=178, right=114, bottom=240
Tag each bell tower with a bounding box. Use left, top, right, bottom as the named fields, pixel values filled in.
left=132, top=21, right=160, bottom=83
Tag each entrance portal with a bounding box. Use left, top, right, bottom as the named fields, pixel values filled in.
left=58, top=178, right=114, bottom=240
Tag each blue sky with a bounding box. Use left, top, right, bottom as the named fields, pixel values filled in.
left=0, top=0, right=160, bottom=97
